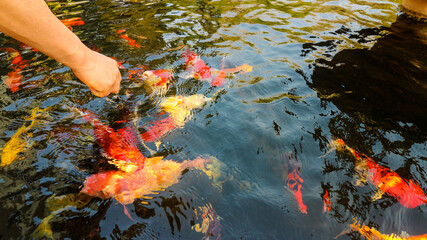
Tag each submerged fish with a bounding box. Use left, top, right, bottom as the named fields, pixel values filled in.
left=1, top=107, right=49, bottom=166
left=285, top=154, right=307, bottom=214
left=330, top=139, right=427, bottom=208
left=180, top=50, right=252, bottom=86
left=76, top=108, right=146, bottom=172
left=81, top=156, right=217, bottom=205
left=141, top=94, right=210, bottom=143
left=60, top=17, right=85, bottom=31
left=116, top=29, right=141, bottom=48
left=323, top=190, right=331, bottom=212
left=32, top=193, right=93, bottom=239
left=335, top=219, right=427, bottom=240
left=139, top=69, right=173, bottom=95
left=1, top=47, right=30, bottom=92
left=192, top=203, right=222, bottom=240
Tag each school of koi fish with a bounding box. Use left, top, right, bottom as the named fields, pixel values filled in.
left=1, top=15, right=426, bottom=240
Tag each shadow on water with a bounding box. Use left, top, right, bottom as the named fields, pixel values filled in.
left=306, top=14, right=427, bottom=237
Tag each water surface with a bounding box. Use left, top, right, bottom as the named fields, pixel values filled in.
left=0, top=0, right=426, bottom=239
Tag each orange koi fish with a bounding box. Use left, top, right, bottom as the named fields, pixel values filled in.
left=285, top=155, right=307, bottom=214
left=181, top=50, right=252, bottom=86
left=323, top=190, right=331, bottom=212
left=1, top=47, right=30, bottom=92
left=116, top=29, right=141, bottom=48
left=76, top=109, right=146, bottom=172
left=192, top=203, right=222, bottom=240
left=60, top=17, right=85, bottom=31
left=330, top=139, right=427, bottom=208
left=81, top=156, right=214, bottom=206
left=335, top=219, right=427, bottom=240
left=141, top=94, right=209, bottom=142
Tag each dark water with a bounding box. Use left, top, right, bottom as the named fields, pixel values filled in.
left=0, top=0, right=426, bottom=239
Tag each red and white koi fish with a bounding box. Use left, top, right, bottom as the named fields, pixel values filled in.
left=116, top=29, right=141, bottom=48
left=285, top=155, right=307, bottom=214
left=1, top=47, right=30, bottom=92
left=140, top=94, right=210, bottom=142
left=330, top=139, right=427, bottom=208
left=335, top=219, right=427, bottom=240
left=181, top=50, right=252, bottom=86
left=76, top=108, right=146, bottom=172
left=139, top=69, right=174, bottom=95
left=323, top=190, right=331, bottom=212
left=60, top=17, right=85, bottom=31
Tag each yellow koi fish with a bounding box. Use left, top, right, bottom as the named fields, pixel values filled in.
left=1, top=107, right=50, bottom=166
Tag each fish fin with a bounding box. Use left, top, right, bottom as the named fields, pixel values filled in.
left=122, top=204, right=134, bottom=220
left=178, top=70, right=196, bottom=79
left=371, top=189, right=384, bottom=202
left=334, top=228, right=351, bottom=239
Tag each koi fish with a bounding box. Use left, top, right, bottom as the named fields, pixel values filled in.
left=32, top=193, right=93, bottom=239
left=1, top=107, right=49, bottom=166
left=139, top=69, right=173, bottom=95
left=330, top=139, right=427, bottom=208
left=1, top=47, right=30, bottom=92
left=192, top=203, right=222, bottom=240
left=75, top=108, right=146, bottom=172
left=335, top=219, right=427, bottom=240
left=323, top=190, right=331, bottom=212
left=141, top=94, right=210, bottom=143
left=116, top=29, right=141, bottom=48
left=81, top=156, right=215, bottom=205
left=285, top=154, right=307, bottom=214
left=180, top=50, right=252, bottom=86
left=60, top=17, right=85, bottom=31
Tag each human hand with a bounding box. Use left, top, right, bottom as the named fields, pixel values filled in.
left=71, top=50, right=122, bottom=97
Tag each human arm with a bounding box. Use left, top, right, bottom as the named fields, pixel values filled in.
left=0, top=0, right=121, bottom=97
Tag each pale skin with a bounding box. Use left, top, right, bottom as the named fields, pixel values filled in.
left=0, top=0, right=121, bottom=97
left=402, top=0, right=427, bottom=17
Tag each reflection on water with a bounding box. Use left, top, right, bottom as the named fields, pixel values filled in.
left=0, top=0, right=426, bottom=239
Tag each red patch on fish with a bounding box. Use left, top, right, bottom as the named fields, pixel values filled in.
left=334, top=139, right=427, bottom=208
left=182, top=50, right=212, bottom=80
left=150, top=69, right=173, bottom=86
left=140, top=116, right=178, bottom=142
left=323, top=190, right=331, bottom=212
left=81, top=109, right=146, bottom=169
left=286, top=156, right=307, bottom=214
left=116, top=29, right=141, bottom=48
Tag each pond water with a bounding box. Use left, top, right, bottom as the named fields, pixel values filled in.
left=0, top=0, right=426, bottom=239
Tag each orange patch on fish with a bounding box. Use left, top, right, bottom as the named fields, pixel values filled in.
left=116, top=29, right=141, bottom=48
left=323, top=190, right=331, bottom=212
left=60, top=17, right=85, bottom=31
left=336, top=219, right=427, bottom=240
left=1, top=48, right=30, bottom=92
left=286, top=155, right=307, bottom=214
